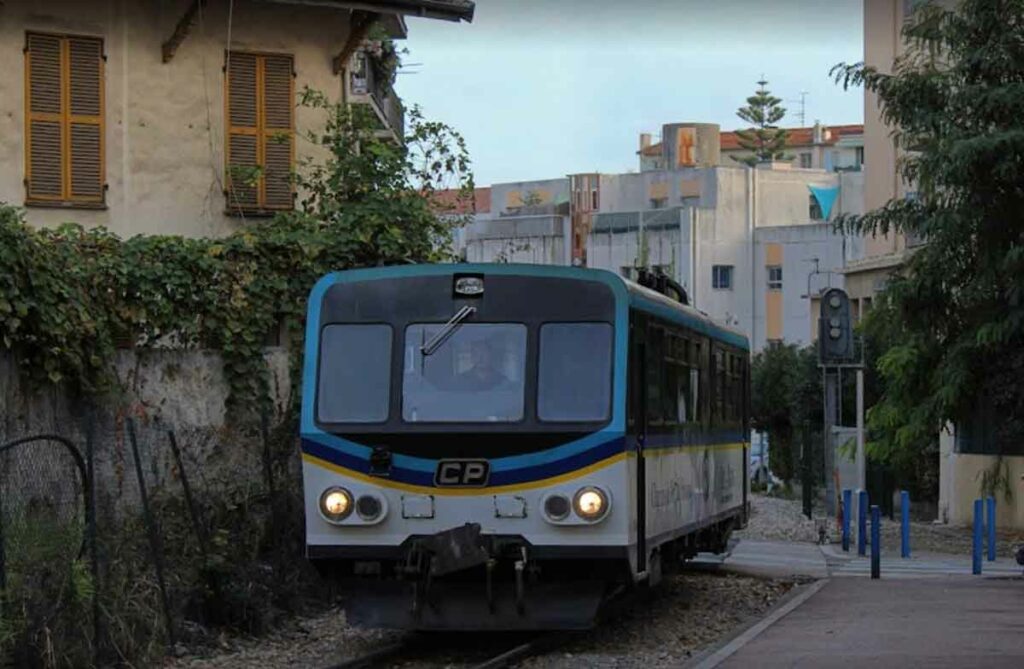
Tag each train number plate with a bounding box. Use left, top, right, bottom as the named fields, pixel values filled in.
left=434, top=459, right=490, bottom=487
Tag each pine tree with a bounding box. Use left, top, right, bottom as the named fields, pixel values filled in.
left=733, top=79, right=790, bottom=167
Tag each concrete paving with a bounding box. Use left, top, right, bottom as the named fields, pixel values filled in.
left=689, top=539, right=829, bottom=578
left=714, top=577, right=1024, bottom=668
left=689, top=538, right=1024, bottom=579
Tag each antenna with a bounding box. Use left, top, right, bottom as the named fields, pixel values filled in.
left=788, top=91, right=809, bottom=126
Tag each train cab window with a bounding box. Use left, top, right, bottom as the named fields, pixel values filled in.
left=403, top=323, right=526, bottom=422
left=538, top=323, right=613, bottom=422
left=317, top=324, right=393, bottom=423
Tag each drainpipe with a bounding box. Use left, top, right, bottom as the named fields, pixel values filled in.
left=747, top=167, right=757, bottom=348
left=690, top=207, right=698, bottom=309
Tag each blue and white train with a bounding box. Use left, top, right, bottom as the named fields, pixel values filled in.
left=300, top=264, right=750, bottom=630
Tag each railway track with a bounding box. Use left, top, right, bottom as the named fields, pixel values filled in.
left=324, top=631, right=564, bottom=669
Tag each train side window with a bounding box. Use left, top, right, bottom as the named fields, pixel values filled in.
left=646, top=326, right=664, bottom=425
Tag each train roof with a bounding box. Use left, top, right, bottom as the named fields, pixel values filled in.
left=311, top=263, right=749, bottom=351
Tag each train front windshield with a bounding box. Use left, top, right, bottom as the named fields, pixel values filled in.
left=316, top=320, right=614, bottom=427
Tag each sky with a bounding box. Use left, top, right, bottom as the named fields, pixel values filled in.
left=395, top=0, right=865, bottom=187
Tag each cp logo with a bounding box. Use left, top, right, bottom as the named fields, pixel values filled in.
left=435, top=459, right=490, bottom=487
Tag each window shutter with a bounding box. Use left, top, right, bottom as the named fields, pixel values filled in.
left=25, top=33, right=104, bottom=205
left=26, top=34, right=64, bottom=199
left=226, top=52, right=259, bottom=211
left=67, top=37, right=104, bottom=201
left=261, top=55, right=294, bottom=209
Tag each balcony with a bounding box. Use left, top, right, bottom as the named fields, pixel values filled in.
left=347, top=48, right=404, bottom=142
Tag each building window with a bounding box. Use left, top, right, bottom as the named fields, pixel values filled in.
left=24, top=33, right=105, bottom=207
left=712, top=265, right=733, bottom=290
left=799, top=152, right=812, bottom=168
left=650, top=197, right=668, bottom=209
left=226, top=52, right=295, bottom=214
left=767, top=265, right=782, bottom=291
left=591, top=188, right=598, bottom=210
left=855, top=146, right=864, bottom=167
left=809, top=194, right=823, bottom=220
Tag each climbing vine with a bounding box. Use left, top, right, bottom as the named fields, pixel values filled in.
left=0, top=91, right=473, bottom=418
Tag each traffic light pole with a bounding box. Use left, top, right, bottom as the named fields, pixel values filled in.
left=856, top=364, right=866, bottom=492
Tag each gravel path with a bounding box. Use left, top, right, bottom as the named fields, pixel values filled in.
left=165, top=573, right=793, bottom=669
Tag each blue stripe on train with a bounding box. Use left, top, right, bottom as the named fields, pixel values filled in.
left=301, top=433, right=626, bottom=487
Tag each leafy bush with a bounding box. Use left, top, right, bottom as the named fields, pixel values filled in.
left=0, top=93, right=473, bottom=418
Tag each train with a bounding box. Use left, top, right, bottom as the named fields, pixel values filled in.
left=300, top=264, right=750, bottom=630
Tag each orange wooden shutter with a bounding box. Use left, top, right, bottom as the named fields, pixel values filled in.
left=226, top=52, right=294, bottom=213
left=25, top=33, right=104, bottom=205
left=26, top=34, right=64, bottom=200
left=226, top=52, right=260, bottom=211
left=67, top=37, right=104, bottom=201
left=261, top=54, right=294, bottom=209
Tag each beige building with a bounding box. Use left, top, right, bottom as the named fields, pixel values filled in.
left=0, top=0, right=473, bottom=238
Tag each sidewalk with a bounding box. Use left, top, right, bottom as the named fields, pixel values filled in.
left=712, top=577, right=1024, bottom=668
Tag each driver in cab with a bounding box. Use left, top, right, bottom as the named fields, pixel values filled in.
left=453, top=340, right=509, bottom=391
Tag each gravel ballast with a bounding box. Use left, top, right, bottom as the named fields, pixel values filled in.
left=166, top=573, right=794, bottom=669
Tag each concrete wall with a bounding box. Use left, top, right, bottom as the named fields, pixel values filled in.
left=490, top=178, right=569, bottom=216
left=0, top=348, right=291, bottom=513
left=753, top=224, right=847, bottom=350
left=0, top=0, right=352, bottom=238
left=938, top=426, right=1024, bottom=529
left=462, top=215, right=567, bottom=265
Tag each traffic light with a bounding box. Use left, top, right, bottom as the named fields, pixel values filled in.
left=819, top=287, right=853, bottom=362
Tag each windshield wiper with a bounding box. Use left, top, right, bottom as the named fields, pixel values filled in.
left=420, top=305, right=476, bottom=356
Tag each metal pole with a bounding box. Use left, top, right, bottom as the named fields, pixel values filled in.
left=871, top=505, right=881, bottom=579
left=973, top=499, right=983, bottom=575
left=858, top=489, right=868, bottom=557
left=85, top=411, right=103, bottom=663
left=167, top=429, right=208, bottom=557
left=842, top=488, right=852, bottom=552
left=986, top=496, right=996, bottom=562
left=855, top=368, right=866, bottom=492
left=127, top=418, right=176, bottom=645
left=900, top=490, right=910, bottom=558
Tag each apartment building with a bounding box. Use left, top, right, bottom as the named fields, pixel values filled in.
left=0, top=0, right=473, bottom=238
left=458, top=124, right=864, bottom=352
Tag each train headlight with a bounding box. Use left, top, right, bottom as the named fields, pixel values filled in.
left=573, top=486, right=609, bottom=521
left=543, top=494, right=571, bottom=521
left=356, top=494, right=383, bottom=521
left=320, top=487, right=353, bottom=523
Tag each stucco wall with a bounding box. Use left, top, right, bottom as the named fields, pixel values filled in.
left=0, top=0, right=351, bottom=238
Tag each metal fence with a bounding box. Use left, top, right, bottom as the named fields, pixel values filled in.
left=0, top=407, right=287, bottom=667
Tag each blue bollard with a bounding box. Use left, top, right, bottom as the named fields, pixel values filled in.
left=973, top=499, right=983, bottom=575
left=842, top=489, right=852, bottom=552
left=858, top=490, right=868, bottom=557
left=871, top=505, right=881, bottom=579
left=986, top=496, right=996, bottom=562
left=900, top=490, right=911, bottom=559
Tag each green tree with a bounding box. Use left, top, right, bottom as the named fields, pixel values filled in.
left=832, top=0, right=1024, bottom=478
left=733, top=78, right=790, bottom=167
left=750, top=344, right=821, bottom=482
